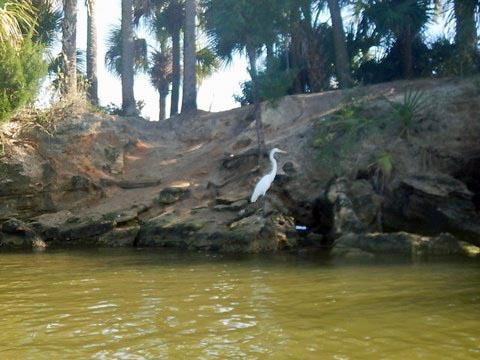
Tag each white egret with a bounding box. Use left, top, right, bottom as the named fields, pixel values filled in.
left=250, top=148, right=287, bottom=203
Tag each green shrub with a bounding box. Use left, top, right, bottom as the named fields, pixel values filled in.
left=234, top=58, right=297, bottom=106
left=0, top=38, right=47, bottom=122
left=99, top=100, right=145, bottom=116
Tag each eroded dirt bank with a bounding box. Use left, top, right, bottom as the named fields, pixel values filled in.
left=1, top=77, right=479, bottom=255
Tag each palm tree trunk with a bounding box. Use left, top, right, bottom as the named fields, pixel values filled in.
left=327, top=0, right=352, bottom=88
left=400, top=30, right=414, bottom=79
left=121, top=0, right=137, bottom=115
left=86, top=0, right=98, bottom=105
left=454, top=0, right=478, bottom=74
left=62, top=0, right=77, bottom=96
left=159, top=87, right=167, bottom=120
left=247, top=44, right=265, bottom=154
left=181, top=0, right=197, bottom=113
left=170, top=27, right=181, bottom=117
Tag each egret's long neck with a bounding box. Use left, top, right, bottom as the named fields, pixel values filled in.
left=269, top=151, right=278, bottom=177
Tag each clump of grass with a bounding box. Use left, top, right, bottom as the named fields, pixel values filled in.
left=8, top=95, right=93, bottom=138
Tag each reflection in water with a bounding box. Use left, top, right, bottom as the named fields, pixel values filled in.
left=0, top=249, right=479, bottom=359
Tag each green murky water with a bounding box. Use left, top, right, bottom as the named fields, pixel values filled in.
left=0, top=249, right=479, bottom=359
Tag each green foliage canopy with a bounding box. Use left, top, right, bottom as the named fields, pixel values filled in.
left=202, top=0, right=287, bottom=64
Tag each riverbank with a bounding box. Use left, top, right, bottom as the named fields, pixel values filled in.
left=1, top=77, right=479, bottom=256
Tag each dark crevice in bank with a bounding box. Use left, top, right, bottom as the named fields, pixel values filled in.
left=453, top=156, right=480, bottom=213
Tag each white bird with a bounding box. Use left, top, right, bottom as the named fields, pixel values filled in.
left=250, top=148, right=287, bottom=203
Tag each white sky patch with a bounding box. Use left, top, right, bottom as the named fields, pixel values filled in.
left=73, top=0, right=249, bottom=120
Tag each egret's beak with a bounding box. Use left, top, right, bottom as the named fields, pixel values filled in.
left=278, top=149, right=288, bottom=154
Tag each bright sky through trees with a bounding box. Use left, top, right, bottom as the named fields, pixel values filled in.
left=77, top=0, right=248, bottom=120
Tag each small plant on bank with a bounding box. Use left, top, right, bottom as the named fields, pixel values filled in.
left=314, top=104, right=377, bottom=173
left=368, top=152, right=394, bottom=194
left=387, top=89, right=429, bottom=139
left=314, top=104, right=375, bottom=147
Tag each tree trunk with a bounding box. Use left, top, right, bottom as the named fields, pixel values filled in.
left=266, top=42, right=274, bottom=65
left=121, top=0, right=137, bottom=116
left=170, top=28, right=181, bottom=117
left=327, top=0, right=352, bottom=88
left=61, top=0, right=77, bottom=96
left=158, top=90, right=166, bottom=121
left=400, top=29, right=414, bottom=79
left=86, top=0, right=98, bottom=105
left=454, top=0, right=478, bottom=74
left=290, top=26, right=307, bottom=93
left=247, top=45, right=265, bottom=155
left=181, top=0, right=197, bottom=113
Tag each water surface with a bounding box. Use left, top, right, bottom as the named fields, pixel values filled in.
left=0, top=249, right=479, bottom=359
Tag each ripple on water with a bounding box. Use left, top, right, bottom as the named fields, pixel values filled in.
left=0, top=251, right=479, bottom=359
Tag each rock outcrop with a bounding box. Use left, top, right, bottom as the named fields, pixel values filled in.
left=384, top=174, right=480, bottom=246
left=332, top=232, right=465, bottom=256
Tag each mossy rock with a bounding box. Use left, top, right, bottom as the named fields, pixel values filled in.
left=97, top=225, right=140, bottom=247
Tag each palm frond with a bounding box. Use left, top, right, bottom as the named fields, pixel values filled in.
left=104, top=23, right=149, bottom=78
left=0, top=1, right=36, bottom=48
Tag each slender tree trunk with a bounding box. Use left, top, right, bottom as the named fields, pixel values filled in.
left=170, top=28, right=181, bottom=116
left=290, top=27, right=306, bottom=93
left=266, top=42, right=274, bottom=65
left=400, top=30, right=414, bottom=79
left=121, top=0, right=137, bottom=115
left=247, top=45, right=265, bottom=155
left=159, top=88, right=167, bottom=120
left=327, top=0, right=352, bottom=88
left=86, top=0, right=98, bottom=105
left=62, top=0, right=77, bottom=96
left=454, top=0, right=478, bottom=74
left=181, top=0, right=197, bottom=113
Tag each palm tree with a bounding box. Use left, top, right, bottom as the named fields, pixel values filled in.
left=30, top=0, right=62, bottom=50
left=326, top=0, right=353, bottom=88
left=134, top=0, right=184, bottom=117
left=286, top=1, right=335, bottom=92
left=181, top=0, right=196, bottom=113
left=203, top=0, right=284, bottom=151
left=122, top=0, right=137, bottom=115
left=163, top=0, right=183, bottom=116
left=147, top=10, right=173, bottom=120
left=150, top=48, right=172, bottom=120
left=453, top=0, right=479, bottom=73
left=356, top=0, right=432, bottom=79
left=62, top=0, right=78, bottom=95
left=86, top=0, right=98, bottom=105
left=0, top=1, right=35, bottom=48
left=48, top=49, right=86, bottom=94
left=104, top=24, right=148, bottom=77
